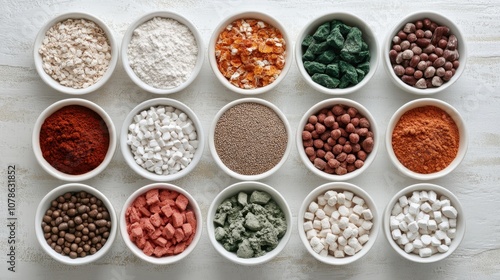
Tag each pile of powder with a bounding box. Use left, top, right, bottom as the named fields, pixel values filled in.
left=214, top=102, right=288, bottom=175
left=127, top=17, right=198, bottom=89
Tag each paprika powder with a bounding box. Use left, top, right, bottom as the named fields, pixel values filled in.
left=39, top=105, right=110, bottom=175
left=391, top=105, right=459, bottom=174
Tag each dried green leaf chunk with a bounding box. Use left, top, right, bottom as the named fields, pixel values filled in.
left=343, top=27, right=363, bottom=53
left=315, top=50, right=337, bottom=64
left=326, top=27, right=344, bottom=50
left=302, top=34, right=315, bottom=47
left=325, top=63, right=340, bottom=78
left=312, top=22, right=331, bottom=41
left=358, top=61, right=370, bottom=74
left=304, top=61, right=326, bottom=75
left=308, top=41, right=329, bottom=55
left=339, top=60, right=358, bottom=84
left=312, top=73, right=340, bottom=88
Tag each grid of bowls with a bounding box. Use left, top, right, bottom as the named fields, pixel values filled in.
left=31, top=9, right=468, bottom=265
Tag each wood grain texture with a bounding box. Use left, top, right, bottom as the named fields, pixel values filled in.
left=1, top=0, right=499, bottom=279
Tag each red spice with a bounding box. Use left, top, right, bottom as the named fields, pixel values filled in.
left=391, top=105, right=459, bottom=174
left=39, top=105, right=110, bottom=175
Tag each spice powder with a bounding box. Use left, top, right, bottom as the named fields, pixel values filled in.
left=214, top=102, right=287, bottom=175
left=40, top=105, right=110, bottom=175
left=391, top=105, right=459, bottom=174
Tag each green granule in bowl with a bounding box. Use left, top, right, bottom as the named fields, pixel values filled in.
left=213, top=190, right=287, bottom=258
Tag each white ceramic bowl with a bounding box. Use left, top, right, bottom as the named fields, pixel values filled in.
left=382, top=11, right=467, bottom=95
left=120, top=183, right=202, bottom=265
left=298, top=182, right=379, bottom=265
left=32, top=98, right=117, bottom=181
left=121, top=98, right=204, bottom=181
left=295, top=12, right=379, bottom=95
left=296, top=98, right=378, bottom=181
left=209, top=98, right=292, bottom=180
left=207, top=181, right=292, bottom=265
left=386, top=98, right=468, bottom=180
left=208, top=11, right=293, bottom=95
left=383, top=183, right=465, bottom=263
left=121, top=11, right=204, bottom=94
left=35, top=183, right=117, bottom=265
left=33, top=12, right=118, bottom=95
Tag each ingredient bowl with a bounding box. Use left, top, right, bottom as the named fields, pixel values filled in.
left=120, top=183, right=202, bottom=265
left=386, top=98, right=468, bottom=180
left=298, top=182, right=379, bottom=265
left=121, top=98, right=204, bottom=181
left=295, top=12, right=378, bottom=95
left=33, top=12, right=118, bottom=95
left=35, top=183, right=117, bottom=265
left=33, top=98, right=117, bottom=181
left=209, top=98, right=292, bottom=180
left=207, top=181, right=292, bottom=265
left=383, top=11, right=467, bottom=95
left=383, top=183, right=465, bottom=263
left=297, top=98, right=378, bottom=181
left=208, top=11, right=293, bottom=95
left=121, top=11, right=204, bottom=94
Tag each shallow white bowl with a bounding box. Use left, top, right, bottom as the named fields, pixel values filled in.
left=386, top=98, right=468, bottom=180
left=298, top=182, right=379, bottom=265
left=120, top=183, right=203, bottom=265
left=207, top=181, right=292, bottom=266
left=33, top=12, right=118, bottom=95
left=121, top=11, right=204, bottom=94
left=382, top=11, right=467, bottom=95
left=120, top=98, right=204, bottom=181
left=208, top=11, right=293, bottom=95
left=209, top=98, right=292, bottom=180
left=32, top=98, right=117, bottom=181
left=295, top=12, right=379, bottom=95
left=296, top=98, right=378, bottom=181
left=35, top=183, right=117, bottom=265
left=383, top=183, right=465, bottom=263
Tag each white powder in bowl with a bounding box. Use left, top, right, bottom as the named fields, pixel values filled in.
left=127, top=17, right=198, bottom=89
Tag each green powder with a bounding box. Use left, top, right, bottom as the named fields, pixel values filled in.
left=213, top=190, right=287, bottom=258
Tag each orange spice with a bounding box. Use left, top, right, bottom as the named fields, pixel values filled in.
left=391, top=105, right=459, bottom=174
left=214, top=18, right=286, bottom=89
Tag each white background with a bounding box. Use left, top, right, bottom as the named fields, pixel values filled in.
left=1, top=0, right=499, bottom=279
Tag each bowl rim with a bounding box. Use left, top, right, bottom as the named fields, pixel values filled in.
left=120, top=97, right=205, bottom=181
left=119, top=182, right=203, bottom=265
left=34, top=183, right=117, bottom=265
left=296, top=98, right=379, bottom=181
left=382, top=183, right=466, bottom=263
left=206, top=181, right=292, bottom=266
left=382, top=10, right=468, bottom=95
left=297, top=182, right=379, bottom=265
left=33, top=12, right=119, bottom=95
left=207, top=10, right=293, bottom=95
left=294, top=11, right=379, bottom=95
left=121, top=11, right=204, bottom=94
left=32, top=98, right=117, bottom=181
left=385, top=98, right=468, bottom=180
left=208, top=97, right=293, bottom=180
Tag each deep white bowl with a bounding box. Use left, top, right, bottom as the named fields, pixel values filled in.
left=208, top=11, right=293, bottom=95
left=208, top=98, right=292, bottom=180
left=33, top=12, right=118, bottom=95
left=296, top=98, right=378, bottom=181
left=121, top=11, right=204, bottom=94
left=35, top=183, right=117, bottom=265
left=120, top=98, right=204, bottom=181
left=32, top=98, right=117, bottom=181
left=298, top=182, right=379, bottom=265
left=207, top=181, right=292, bottom=265
left=386, top=98, right=468, bottom=180
left=382, top=11, right=467, bottom=95
left=120, top=183, right=202, bottom=265
left=383, top=183, right=465, bottom=263
left=295, top=12, right=379, bottom=95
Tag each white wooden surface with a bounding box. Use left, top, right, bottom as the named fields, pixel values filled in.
left=1, top=0, right=499, bottom=279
